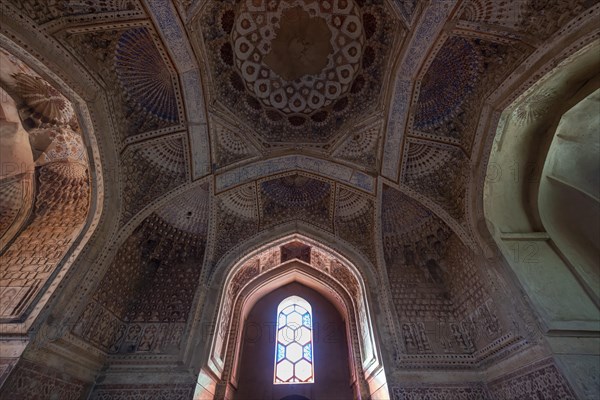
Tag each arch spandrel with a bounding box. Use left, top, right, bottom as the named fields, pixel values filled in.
left=206, top=228, right=380, bottom=295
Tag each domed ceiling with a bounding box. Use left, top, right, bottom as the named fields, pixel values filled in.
left=195, top=0, right=398, bottom=148
left=0, top=0, right=598, bottom=396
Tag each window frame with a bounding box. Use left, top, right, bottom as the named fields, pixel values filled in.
left=273, top=295, right=315, bottom=384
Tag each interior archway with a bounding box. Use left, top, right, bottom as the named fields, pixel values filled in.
left=0, top=2, right=597, bottom=399
left=195, top=235, right=389, bottom=400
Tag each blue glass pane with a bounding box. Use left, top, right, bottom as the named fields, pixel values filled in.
left=303, top=343, right=312, bottom=362
left=277, top=343, right=286, bottom=362
left=302, top=313, right=311, bottom=328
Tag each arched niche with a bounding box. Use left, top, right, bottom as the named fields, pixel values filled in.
left=194, top=234, right=389, bottom=400
left=0, top=45, right=98, bottom=328
left=0, top=31, right=105, bottom=393
left=538, top=88, right=599, bottom=299
left=484, top=40, right=600, bottom=333
left=0, top=86, right=35, bottom=251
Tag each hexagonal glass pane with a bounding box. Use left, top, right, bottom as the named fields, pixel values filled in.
left=295, top=304, right=307, bottom=314
left=296, top=326, right=311, bottom=345
left=276, top=359, right=293, bottom=382
left=282, top=305, right=294, bottom=315
left=286, top=342, right=302, bottom=363
left=295, top=359, right=312, bottom=382
left=278, top=326, right=294, bottom=345
left=287, top=311, right=302, bottom=328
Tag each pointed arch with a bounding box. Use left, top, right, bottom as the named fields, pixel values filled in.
left=191, top=233, right=390, bottom=400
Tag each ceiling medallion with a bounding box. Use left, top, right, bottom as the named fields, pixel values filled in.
left=263, top=6, right=332, bottom=81
left=232, top=0, right=364, bottom=115
left=200, top=0, right=392, bottom=143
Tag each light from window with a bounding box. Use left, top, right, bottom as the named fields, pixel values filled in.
left=274, top=295, right=314, bottom=384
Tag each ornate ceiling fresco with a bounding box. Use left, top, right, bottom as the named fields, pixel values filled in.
left=196, top=0, right=398, bottom=147
left=74, top=184, right=209, bottom=355
left=0, top=0, right=598, bottom=399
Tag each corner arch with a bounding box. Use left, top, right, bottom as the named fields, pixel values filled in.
left=470, top=33, right=600, bottom=400
left=482, top=40, right=600, bottom=334
left=0, top=30, right=106, bottom=334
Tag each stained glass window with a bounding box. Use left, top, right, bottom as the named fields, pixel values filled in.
left=274, top=296, right=314, bottom=384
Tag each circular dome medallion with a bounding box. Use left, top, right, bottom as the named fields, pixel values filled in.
left=232, top=0, right=364, bottom=115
